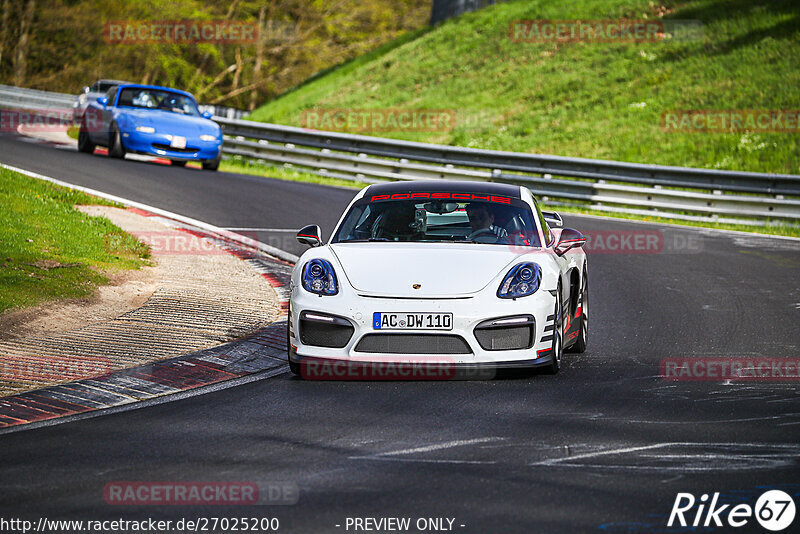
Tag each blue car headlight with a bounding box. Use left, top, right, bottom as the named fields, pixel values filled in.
left=497, top=262, right=541, bottom=299
left=302, top=259, right=339, bottom=296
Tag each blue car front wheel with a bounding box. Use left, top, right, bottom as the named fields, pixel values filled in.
left=202, top=154, right=220, bottom=171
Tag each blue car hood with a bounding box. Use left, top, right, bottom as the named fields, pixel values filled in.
left=119, top=109, right=219, bottom=136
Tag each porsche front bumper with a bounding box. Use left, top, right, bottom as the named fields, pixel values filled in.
left=288, top=288, right=559, bottom=374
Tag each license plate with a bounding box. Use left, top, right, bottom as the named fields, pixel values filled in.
left=373, top=312, right=453, bottom=330
left=170, top=136, right=187, bottom=149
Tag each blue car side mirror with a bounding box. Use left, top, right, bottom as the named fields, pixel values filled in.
left=201, top=111, right=213, bottom=119
left=97, top=96, right=108, bottom=106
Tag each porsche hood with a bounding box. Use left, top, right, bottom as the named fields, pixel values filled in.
left=329, top=243, right=527, bottom=298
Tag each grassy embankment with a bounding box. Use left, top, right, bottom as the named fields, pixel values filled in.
left=0, top=167, right=149, bottom=313
left=233, top=0, right=799, bottom=236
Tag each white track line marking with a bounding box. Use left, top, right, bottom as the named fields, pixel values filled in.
left=530, top=443, right=667, bottom=466
left=530, top=442, right=800, bottom=467
left=349, top=437, right=505, bottom=463
left=351, top=457, right=497, bottom=465
left=374, top=437, right=505, bottom=457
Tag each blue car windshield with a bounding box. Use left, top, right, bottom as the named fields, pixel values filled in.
left=333, top=194, right=542, bottom=247
left=117, top=88, right=200, bottom=116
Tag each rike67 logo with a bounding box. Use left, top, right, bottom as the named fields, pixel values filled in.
left=668, top=490, right=796, bottom=531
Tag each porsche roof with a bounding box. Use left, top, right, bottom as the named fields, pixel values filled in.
left=365, top=180, right=522, bottom=198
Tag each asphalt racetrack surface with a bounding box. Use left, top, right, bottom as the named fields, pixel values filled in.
left=1, top=132, right=799, bottom=533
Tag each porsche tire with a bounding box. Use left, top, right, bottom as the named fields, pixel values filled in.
left=542, top=285, right=563, bottom=375
left=288, top=326, right=301, bottom=376
left=566, top=266, right=588, bottom=354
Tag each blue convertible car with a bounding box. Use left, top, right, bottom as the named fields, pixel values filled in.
left=78, top=84, right=223, bottom=170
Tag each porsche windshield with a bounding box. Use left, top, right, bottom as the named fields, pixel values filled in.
left=117, top=88, right=200, bottom=116
left=333, top=195, right=541, bottom=246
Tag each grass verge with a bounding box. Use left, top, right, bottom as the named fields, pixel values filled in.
left=250, top=0, right=800, bottom=174
left=0, top=167, right=150, bottom=313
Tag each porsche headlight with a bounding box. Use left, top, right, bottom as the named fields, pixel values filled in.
left=135, top=126, right=155, bottom=133
left=497, top=262, right=541, bottom=299
left=302, top=259, right=339, bottom=296
left=199, top=134, right=218, bottom=142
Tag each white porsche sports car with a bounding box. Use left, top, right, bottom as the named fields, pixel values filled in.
left=288, top=181, right=587, bottom=379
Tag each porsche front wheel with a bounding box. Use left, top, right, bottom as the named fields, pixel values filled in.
left=543, top=286, right=563, bottom=375
left=566, top=267, right=588, bottom=354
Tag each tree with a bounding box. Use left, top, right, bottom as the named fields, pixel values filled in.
left=0, top=0, right=9, bottom=70
left=13, top=0, right=36, bottom=86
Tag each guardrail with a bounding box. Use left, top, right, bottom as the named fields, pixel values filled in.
left=3, top=84, right=798, bottom=224
left=0, top=83, right=75, bottom=112
left=0, top=84, right=248, bottom=119
left=215, top=117, right=800, bottom=224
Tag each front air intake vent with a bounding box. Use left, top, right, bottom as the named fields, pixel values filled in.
left=299, top=312, right=354, bottom=348
left=473, top=315, right=534, bottom=351
left=354, top=334, right=472, bottom=354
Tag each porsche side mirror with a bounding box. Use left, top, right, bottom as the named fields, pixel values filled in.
left=554, top=228, right=586, bottom=256
left=201, top=111, right=213, bottom=120
left=297, top=225, right=322, bottom=247
left=96, top=96, right=108, bottom=106
left=542, top=210, right=563, bottom=228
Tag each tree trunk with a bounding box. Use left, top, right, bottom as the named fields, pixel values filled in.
left=188, top=0, right=241, bottom=88
left=0, top=0, right=10, bottom=70
left=231, top=46, right=243, bottom=91
left=12, top=0, right=36, bottom=86
left=249, top=4, right=267, bottom=111
left=195, top=62, right=238, bottom=99
left=208, top=77, right=274, bottom=105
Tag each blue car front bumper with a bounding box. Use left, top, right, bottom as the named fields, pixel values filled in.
left=121, top=130, right=222, bottom=161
